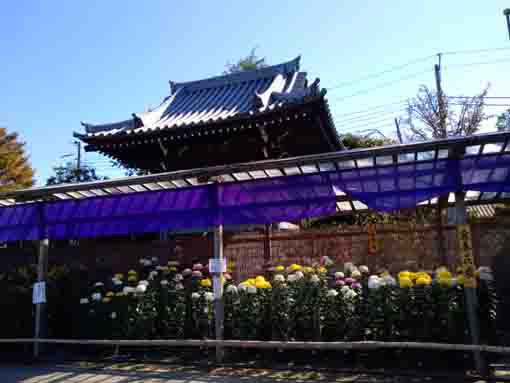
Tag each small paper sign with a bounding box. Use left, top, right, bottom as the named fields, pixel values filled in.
left=33, top=282, right=46, bottom=304
left=213, top=277, right=222, bottom=298
left=209, top=258, right=227, bottom=273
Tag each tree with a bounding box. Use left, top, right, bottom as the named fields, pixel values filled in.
left=0, top=127, right=34, bottom=192
left=495, top=108, right=510, bottom=131
left=341, top=133, right=396, bottom=150
left=46, top=162, right=106, bottom=185
left=224, top=48, right=267, bottom=74
left=402, top=85, right=490, bottom=140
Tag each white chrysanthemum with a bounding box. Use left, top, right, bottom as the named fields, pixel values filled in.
left=294, top=271, right=304, bottom=279
left=174, top=273, right=184, bottom=281
left=344, top=262, right=355, bottom=273
left=94, top=282, right=104, bottom=287
left=247, top=285, right=257, bottom=294
left=136, top=284, right=147, bottom=293
left=91, top=292, right=102, bottom=301
left=351, top=269, right=361, bottom=279
left=326, top=289, right=339, bottom=297
left=381, top=275, right=397, bottom=286
left=287, top=274, right=298, bottom=283
left=310, top=274, right=320, bottom=284
left=138, top=280, right=149, bottom=287
left=368, top=275, right=381, bottom=289
left=80, top=298, right=89, bottom=304
left=110, top=312, right=117, bottom=320
left=123, top=286, right=135, bottom=294
left=340, top=285, right=351, bottom=294
left=334, top=272, right=345, bottom=279
left=204, top=292, right=214, bottom=302
left=359, top=265, right=369, bottom=274
left=192, top=270, right=203, bottom=278
left=175, top=283, right=184, bottom=290
left=156, top=265, right=165, bottom=271
left=139, top=258, right=152, bottom=267
left=274, top=274, right=285, bottom=283
left=238, top=283, right=248, bottom=292
left=191, top=292, right=200, bottom=300
left=151, top=256, right=159, bottom=263
left=322, top=256, right=334, bottom=266
left=226, top=285, right=238, bottom=294
left=160, top=279, right=169, bottom=286
left=478, top=266, right=493, bottom=281
left=345, top=289, right=357, bottom=299
left=112, top=278, right=122, bottom=286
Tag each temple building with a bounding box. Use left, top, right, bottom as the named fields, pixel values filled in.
left=75, top=56, right=342, bottom=173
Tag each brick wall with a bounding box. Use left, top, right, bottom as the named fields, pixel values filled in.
left=1, top=219, right=508, bottom=282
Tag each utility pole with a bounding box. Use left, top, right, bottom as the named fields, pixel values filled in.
left=394, top=117, right=403, bottom=144
left=74, top=141, right=82, bottom=182
left=434, top=53, right=449, bottom=266
left=504, top=9, right=510, bottom=40
left=434, top=53, right=447, bottom=138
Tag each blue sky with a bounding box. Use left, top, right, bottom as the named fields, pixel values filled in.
left=2, top=1, right=510, bottom=184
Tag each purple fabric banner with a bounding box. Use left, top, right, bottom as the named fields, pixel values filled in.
left=0, top=156, right=508, bottom=241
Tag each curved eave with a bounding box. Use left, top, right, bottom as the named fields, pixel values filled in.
left=74, top=94, right=335, bottom=145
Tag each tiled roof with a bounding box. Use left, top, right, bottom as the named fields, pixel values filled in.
left=79, top=56, right=326, bottom=138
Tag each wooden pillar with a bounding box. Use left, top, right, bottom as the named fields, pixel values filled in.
left=213, top=224, right=224, bottom=364
left=455, top=191, right=485, bottom=373
left=34, top=238, right=49, bottom=358
left=263, top=224, right=272, bottom=262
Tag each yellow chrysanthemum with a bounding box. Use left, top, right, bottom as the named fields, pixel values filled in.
left=457, top=274, right=465, bottom=285
left=416, top=276, right=431, bottom=286
left=245, top=278, right=256, bottom=286
left=200, top=278, right=212, bottom=288
left=399, top=276, right=413, bottom=288
left=168, top=261, right=179, bottom=266
left=416, top=271, right=430, bottom=279
left=128, top=270, right=137, bottom=276
left=128, top=275, right=138, bottom=282
left=169, top=266, right=177, bottom=272
left=380, top=271, right=390, bottom=277
left=398, top=271, right=410, bottom=280
left=274, top=265, right=285, bottom=272
left=106, top=291, right=115, bottom=297
left=161, top=266, right=169, bottom=272
left=303, top=266, right=314, bottom=274
left=438, top=270, right=452, bottom=280
left=288, top=264, right=302, bottom=272
left=102, top=297, right=112, bottom=303
left=317, top=266, right=327, bottom=274
left=256, top=280, right=272, bottom=289
left=114, top=273, right=124, bottom=280
left=255, top=276, right=266, bottom=283
left=115, top=292, right=126, bottom=297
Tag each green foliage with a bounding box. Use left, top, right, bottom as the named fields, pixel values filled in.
left=496, top=108, right=510, bottom=131
left=341, top=133, right=395, bottom=150
left=224, top=48, right=267, bottom=74
left=46, top=162, right=107, bottom=185
left=0, top=127, right=34, bottom=192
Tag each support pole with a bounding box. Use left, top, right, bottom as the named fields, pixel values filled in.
left=34, top=238, right=49, bottom=359
left=455, top=191, right=485, bottom=374
left=213, top=224, right=224, bottom=364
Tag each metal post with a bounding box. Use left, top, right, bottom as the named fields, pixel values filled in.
left=455, top=191, right=485, bottom=374
left=34, top=238, right=49, bottom=358
left=504, top=9, right=510, bottom=40
left=213, top=224, right=224, bottom=364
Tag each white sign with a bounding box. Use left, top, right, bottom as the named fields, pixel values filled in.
left=213, top=277, right=222, bottom=298
left=33, top=282, right=46, bottom=304
left=209, top=258, right=227, bottom=273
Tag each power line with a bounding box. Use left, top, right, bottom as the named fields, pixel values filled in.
left=442, top=46, right=510, bottom=56
left=444, top=56, right=510, bottom=69
left=448, top=96, right=510, bottom=99
left=329, top=69, right=431, bottom=102
left=327, top=55, right=435, bottom=91
left=333, top=108, right=407, bottom=124
left=331, top=100, right=408, bottom=118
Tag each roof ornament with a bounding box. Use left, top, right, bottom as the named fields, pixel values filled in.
left=169, top=81, right=176, bottom=94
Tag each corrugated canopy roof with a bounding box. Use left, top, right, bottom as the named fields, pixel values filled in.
left=0, top=131, right=509, bottom=241
left=77, top=56, right=326, bottom=139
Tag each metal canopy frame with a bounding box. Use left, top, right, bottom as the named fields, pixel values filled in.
left=1, top=131, right=510, bottom=213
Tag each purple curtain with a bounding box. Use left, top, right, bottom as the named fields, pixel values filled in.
left=0, top=155, right=508, bottom=241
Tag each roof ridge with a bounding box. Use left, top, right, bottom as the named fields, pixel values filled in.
left=169, top=56, right=301, bottom=93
